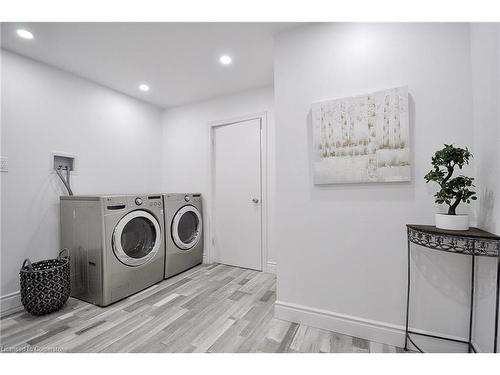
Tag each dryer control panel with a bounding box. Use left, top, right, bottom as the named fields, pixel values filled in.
left=165, top=193, right=201, bottom=203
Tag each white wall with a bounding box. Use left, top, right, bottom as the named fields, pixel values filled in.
left=470, top=23, right=500, bottom=352
left=0, top=30, right=3, bottom=314
left=0, top=51, right=163, bottom=312
left=471, top=23, right=500, bottom=237
left=161, top=86, right=276, bottom=270
left=273, top=23, right=478, bottom=350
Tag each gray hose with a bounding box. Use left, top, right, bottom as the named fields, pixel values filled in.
left=66, top=167, right=71, bottom=192
left=55, top=167, right=73, bottom=196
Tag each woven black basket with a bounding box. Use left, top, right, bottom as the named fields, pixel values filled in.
left=20, top=249, right=71, bottom=315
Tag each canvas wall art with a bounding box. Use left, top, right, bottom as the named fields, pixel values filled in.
left=311, top=86, right=410, bottom=184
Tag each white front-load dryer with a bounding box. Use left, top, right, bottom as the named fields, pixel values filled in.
left=60, top=194, right=165, bottom=306
left=163, top=193, right=203, bottom=278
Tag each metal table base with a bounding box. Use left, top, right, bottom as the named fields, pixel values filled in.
left=405, top=225, right=500, bottom=353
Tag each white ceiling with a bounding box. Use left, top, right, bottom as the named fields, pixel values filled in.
left=1, top=22, right=301, bottom=108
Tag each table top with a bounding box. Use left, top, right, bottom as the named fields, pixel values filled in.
left=407, top=224, right=500, bottom=240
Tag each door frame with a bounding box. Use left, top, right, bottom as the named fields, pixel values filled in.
left=207, top=112, right=269, bottom=272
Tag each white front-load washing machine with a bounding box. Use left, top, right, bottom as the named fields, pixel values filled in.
left=60, top=194, right=165, bottom=306
left=163, top=193, right=203, bottom=278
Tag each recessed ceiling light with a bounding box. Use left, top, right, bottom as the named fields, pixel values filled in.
left=219, top=55, right=232, bottom=65
left=139, top=84, right=150, bottom=92
left=16, top=29, right=34, bottom=40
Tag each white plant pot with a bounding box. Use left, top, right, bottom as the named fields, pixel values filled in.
left=435, top=213, right=469, bottom=231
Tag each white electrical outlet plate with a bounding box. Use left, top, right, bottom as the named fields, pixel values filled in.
left=0, top=156, right=8, bottom=172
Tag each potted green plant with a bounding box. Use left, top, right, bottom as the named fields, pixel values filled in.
left=424, top=144, right=477, bottom=230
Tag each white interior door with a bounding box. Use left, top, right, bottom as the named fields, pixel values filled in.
left=213, top=118, right=262, bottom=271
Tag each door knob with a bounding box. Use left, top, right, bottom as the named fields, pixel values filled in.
left=252, top=198, right=259, bottom=203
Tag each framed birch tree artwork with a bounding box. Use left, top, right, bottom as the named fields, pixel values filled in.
left=311, top=86, right=410, bottom=184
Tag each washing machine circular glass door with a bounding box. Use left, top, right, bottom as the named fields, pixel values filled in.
left=112, top=210, right=161, bottom=266
left=172, top=205, right=202, bottom=250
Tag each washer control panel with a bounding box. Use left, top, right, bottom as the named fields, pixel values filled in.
left=103, top=195, right=163, bottom=212
left=147, top=195, right=163, bottom=208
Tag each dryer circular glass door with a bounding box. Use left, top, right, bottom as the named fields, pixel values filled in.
left=113, top=210, right=161, bottom=266
left=172, top=205, right=202, bottom=250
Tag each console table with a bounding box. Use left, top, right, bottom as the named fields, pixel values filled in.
left=405, top=224, right=500, bottom=353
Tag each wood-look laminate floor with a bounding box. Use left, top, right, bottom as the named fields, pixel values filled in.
left=0, top=264, right=403, bottom=353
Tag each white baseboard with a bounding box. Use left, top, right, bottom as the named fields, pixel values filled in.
left=274, top=300, right=469, bottom=349
left=202, top=255, right=276, bottom=274
left=265, top=261, right=276, bottom=274
left=275, top=300, right=404, bottom=347
left=202, top=253, right=276, bottom=274
left=0, top=290, right=22, bottom=316
left=202, top=254, right=210, bottom=264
